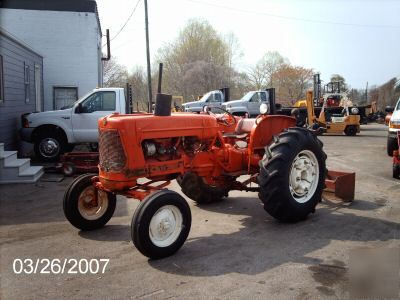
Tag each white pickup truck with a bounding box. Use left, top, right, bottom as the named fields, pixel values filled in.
left=387, top=97, right=400, bottom=156
left=222, top=91, right=270, bottom=117
left=20, top=87, right=128, bottom=161
left=182, top=89, right=227, bottom=113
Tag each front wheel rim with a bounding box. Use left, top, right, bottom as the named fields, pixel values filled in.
left=149, top=205, right=183, bottom=247
left=39, top=138, right=60, bottom=158
left=289, top=150, right=319, bottom=203
left=77, top=186, right=109, bottom=220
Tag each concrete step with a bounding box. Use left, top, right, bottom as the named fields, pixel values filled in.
left=0, top=166, right=44, bottom=184
left=19, top=166, right=44, bottom=177
left=0, top=145, right=44, bottom=184
left=4, top=158, right=31, bottom=173
left=0, top=151, right=18, bottom=164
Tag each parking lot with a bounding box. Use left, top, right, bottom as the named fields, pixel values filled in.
left=1, top=124, right=399, bottom=299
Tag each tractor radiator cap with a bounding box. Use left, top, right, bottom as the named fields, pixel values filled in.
left=154, top=93, right=172, bottom=116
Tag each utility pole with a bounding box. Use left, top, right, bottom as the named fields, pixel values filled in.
left=365, top=81, right=368, bottom=103
left=144, top=0, right=152, bottom=112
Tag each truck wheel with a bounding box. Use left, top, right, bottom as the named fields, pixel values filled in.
left=62, top=162, right=76, bottom=177
left=177, top=172, right=228, bottom=204
left=258, top=127, right=327, bottom=222
left=393, top=164, right=400, bottom=179
left=344, top=125, right=357, bottom=136
left=34, top=132, right=66, bottom=162
left=387, top=136, right=398, bottom=157
left=63, top=174, right=116, bottom=230
left=131, top=190, right=191, bottom=259
left=88, top=143, right=98, bottom=152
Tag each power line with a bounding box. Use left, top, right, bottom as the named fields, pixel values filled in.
left=185, top=0, right=400, bottom=29
left=110, top=0, right=142, bottom=42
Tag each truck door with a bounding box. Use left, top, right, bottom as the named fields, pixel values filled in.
left=72, top=90, right=117, bottom=142
left=209, top=92, right=223, bottom=112
left=248, top=92, right=262, bottom=116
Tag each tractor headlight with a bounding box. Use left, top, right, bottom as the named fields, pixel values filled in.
left=260, top=103, right=269, bottom=115
left=351, top=107, right=359, bottom=114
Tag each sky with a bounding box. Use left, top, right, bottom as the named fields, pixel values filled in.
left=96, top=0, right=400, bottom=89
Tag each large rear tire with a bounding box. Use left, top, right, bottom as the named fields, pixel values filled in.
left=258, top=127, right=326, bottom=222
left=131, top=190, right=191, bottom=259
left=63, top=174, right=116, bottom=230
left=177, top=172, right=228, bottom=204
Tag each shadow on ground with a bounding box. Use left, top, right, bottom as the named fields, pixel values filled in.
left=0, top=180, right=131, bottom=226
left=142, top=196, right=399, bottom=276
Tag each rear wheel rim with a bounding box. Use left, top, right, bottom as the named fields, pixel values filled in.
left=149, top=205, right=183, bottom=247
left=77, top=186, right=109, bottom=220
left=39, top=138, right=60, bottom=158
left=289, top=150, right=319, bottom=203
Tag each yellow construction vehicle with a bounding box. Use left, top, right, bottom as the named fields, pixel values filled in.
left=305, top=90, right=360, bottom=136
left=172, top=96, right=184, bottom=112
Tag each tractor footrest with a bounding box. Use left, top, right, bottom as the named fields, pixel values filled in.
left=324, top=170, right=355, bottom=202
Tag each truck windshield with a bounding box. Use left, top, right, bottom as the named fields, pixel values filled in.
left=199, top=92, right=212, bottom=102
left=241, top=92, right=254, bottom=101
left=60, top=91, right=94, bottom=110
left=396, top=99, right=400, bottom=111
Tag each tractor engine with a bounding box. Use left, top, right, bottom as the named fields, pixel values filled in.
left=97, top=112, right=227, bottom=191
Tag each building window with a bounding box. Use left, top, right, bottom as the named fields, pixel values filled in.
left=24, top=62, right=30, bottom=103
left=0, top=55, right=4, bottom=103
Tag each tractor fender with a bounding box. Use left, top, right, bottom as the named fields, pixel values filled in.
left=249, top=115, right=297, bottom=152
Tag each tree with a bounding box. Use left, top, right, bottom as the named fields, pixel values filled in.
left=103, top=58, right=128, bottom=87
left=330, top=74, right=348, bottom=92
left=156, top=19, right=238, bottom=99
left=247, top=51, right=287, bottom=89
left=224, top=32, right=243, bottom=88
left=127, top=66, right=148, bottom=111
left=272, top=64, right=314, bottom=106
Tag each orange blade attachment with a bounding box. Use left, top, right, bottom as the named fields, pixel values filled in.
left=324, top=170, right=355, bottom=202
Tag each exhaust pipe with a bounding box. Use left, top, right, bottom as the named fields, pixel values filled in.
left=154, top=93, right=172, bottom=116
left=153, top=62, right=172, bottom=116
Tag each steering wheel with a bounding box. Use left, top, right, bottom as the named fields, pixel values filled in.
left=206, top=106, right=237, bottom=127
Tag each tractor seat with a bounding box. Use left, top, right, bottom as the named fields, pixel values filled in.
left=236, top=118, right=256, bottom=134
left=223, top=118, right=256, bottom=138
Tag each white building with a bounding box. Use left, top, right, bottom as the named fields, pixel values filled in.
left=0, top=0, right=103, bottom=111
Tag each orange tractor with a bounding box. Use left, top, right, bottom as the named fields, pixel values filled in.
left=64, top=93, right=336, bottom=259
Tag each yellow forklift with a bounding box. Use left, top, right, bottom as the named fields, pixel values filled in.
left=305, top=90, right=360, bottom=136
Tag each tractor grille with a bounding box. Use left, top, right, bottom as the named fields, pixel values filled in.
left=99, top=129, right=126, bottom=172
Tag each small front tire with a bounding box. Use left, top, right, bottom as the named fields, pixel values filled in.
left=344, top=125, right=357, bottom=136
left=63, top=174, right=116, bottom=230
left=131, top=190, right=191, bottom=259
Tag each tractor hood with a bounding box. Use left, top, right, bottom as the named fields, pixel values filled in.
left=99, top=113, right=219, bottom=140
